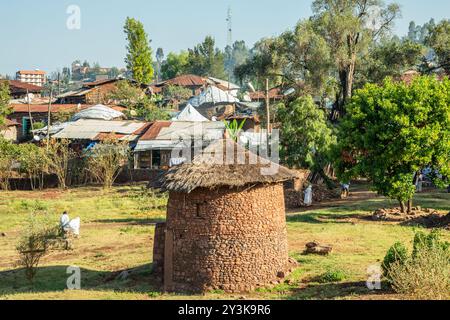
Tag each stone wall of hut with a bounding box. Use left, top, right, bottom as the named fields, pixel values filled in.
left=153, top=183, right=291, bottom=293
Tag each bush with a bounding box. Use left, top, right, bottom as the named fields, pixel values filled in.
left=318, top=269, right=347, bottom=283
left=382, top=242, right=409, bottom=282
left=16, top=214, right=60, bottom=284
left=383, top=231, right=450, bottom=300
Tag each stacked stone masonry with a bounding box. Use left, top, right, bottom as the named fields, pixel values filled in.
left=153, top=182, right=292, bottom=293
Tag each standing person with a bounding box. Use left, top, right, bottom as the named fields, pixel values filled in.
left=60, top=211, right=70, bottom=234
left=340, top=182, right=350, bottom=199
left=304, top=185, right=313, bottom=207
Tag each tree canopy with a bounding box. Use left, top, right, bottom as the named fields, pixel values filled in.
left=335, top=76, right=450, bottom=212
left=277, top=95, right=336, bottom=173
left=0, top=81, right=11, bottom=127
left=124, top=17, right=154, bottom=84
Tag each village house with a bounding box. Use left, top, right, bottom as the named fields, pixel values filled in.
left=134, top=120, right=225, bottom=170
left=152, top=139, right=298, bottom=293
left=8, top=103, right=126, bottom=141
left=6, top=80, right=43, bottom=99
left=55, top=78, right=145, bottom=105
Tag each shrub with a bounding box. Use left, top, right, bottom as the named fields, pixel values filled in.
left=412, top=230, right=450, bottom=258
left=383, top=231, right=450, bottom=300
left=382, top=242, right=409, bottom=282
left=318, top=269, right=347, bottom=283
left=16, top=214, right=60, bottom=284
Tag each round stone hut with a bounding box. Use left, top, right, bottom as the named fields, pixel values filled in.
left=152, top=139, right=298, bottom=293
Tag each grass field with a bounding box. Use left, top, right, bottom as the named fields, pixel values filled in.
left=0, top=183, right=448, bottom=300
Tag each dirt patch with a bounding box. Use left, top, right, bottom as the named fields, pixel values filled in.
left=373, top=208, right=450, bottom=230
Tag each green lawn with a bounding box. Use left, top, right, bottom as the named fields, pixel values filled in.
left=0, top=183, right=448, bottom=300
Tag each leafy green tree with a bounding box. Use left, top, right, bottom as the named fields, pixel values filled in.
left=277, top=95, right=336, bottom=179
left=224, top=41, right=250, bottom=82
left=108, top=80, right=145, bottom=107
left=335, top=76, right=450, bottom=213
left=425, top=20, right=450, bottom=74
left=187, top=36, right=226, bottom=79
left=0, top=81, right=11, bottom=126
left=161, top=51, right=189, bottom=80
left=0, top=138, right=18, bottom=190
left=163, top=85, right=193, bottom=106
left=357, top=38, right=425, bottom=85
left=124, top=17, right=154, bottom=84
left=108, top=80, right=171, bottom=121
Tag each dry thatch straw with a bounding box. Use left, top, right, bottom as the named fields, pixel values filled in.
left=160, top=139, right=299, bottom=193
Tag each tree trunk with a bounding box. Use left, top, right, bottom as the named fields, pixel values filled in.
left=399, top=201, right=406, bottom=214
left=407, top=199, right=413, bottom=214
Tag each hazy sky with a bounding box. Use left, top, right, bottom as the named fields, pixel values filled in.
left=1, top=0, right=449, bottom=76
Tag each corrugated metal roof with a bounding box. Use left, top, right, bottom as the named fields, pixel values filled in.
left=53, top=119, right=147, bottom=140
left=71, top=105, right=125, bottom=121
left=188, top=86, right=239, bottom=107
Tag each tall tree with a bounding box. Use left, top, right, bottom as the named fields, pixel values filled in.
left=155, top=48, right=165, bottom=82
left=0, top=81, right=11, bottom=126
left=425, top=20, right=450, bottom=74
left=335, top=76, right=450, bottom=213
left=187, top=36, right=226, bottom=79
left=224, top=40, right=250, bottom=82
left=357, top=38, right=425, bottom=86
left=311, top=0, right=401, bottom=116
left=124, top=17, right=154, bottom=84
left=277, top=96, right=336, bottom=181
left=161, top=51, right=189, bottom=80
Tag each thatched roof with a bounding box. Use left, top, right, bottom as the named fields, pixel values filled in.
left=160, top=139, right=299, bottom=193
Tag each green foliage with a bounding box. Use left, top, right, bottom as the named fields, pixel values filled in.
left=224, top=119, right=246, bottom=142
left=277, top=95, right=336, bottom=171
left=161, top=51, right=189, bottom=80
left=318, top=269, right=347, bottom=283
left=32, top=122, right=46, bottom=130
left=108, top=80, right=171, bottom=121
left=335, top=76, right=450, bottom=207
left=86, top=139, right=130, bottom=189
left=186, top=36, right=226, bottom=79
left=412, top=230, right=450, bottom=258
left=224, top=41, right=250, bottom=82
left=162, top=85, right=193, bottom=105
left=0, top=138, right=19, bottom=190
left=124, top=17, right=154, bottom=84
left=16, top=213, right=60, bottom=284
left=0, top=80, right=11, bottom=126
left=108, top=80, right=145, bottom=108
left=358, top=38, right=425, bottom=86
left=382, top=242, right=409, bottom=281
left=425, top=19, right=450, bottom=74
left=383, top=231, right=450, bottom=299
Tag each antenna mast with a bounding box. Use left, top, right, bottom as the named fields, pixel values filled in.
left=226, top=6, right=233, bottom=48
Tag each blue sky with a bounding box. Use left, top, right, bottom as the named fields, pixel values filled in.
left=1, top=0, right=449, bottom=76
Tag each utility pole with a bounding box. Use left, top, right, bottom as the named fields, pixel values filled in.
left=265, top=78, right=270, bottom=133
left=46, top=86, right=53, bottom=149
left=265, top=78, right=271, bottom=151
left=26, top=89, right=34, bottom=132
